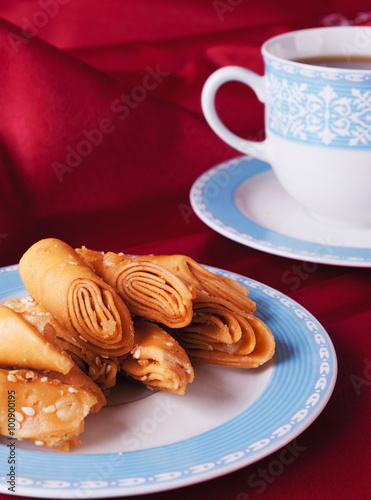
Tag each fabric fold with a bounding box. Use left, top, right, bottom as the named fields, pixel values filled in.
left=120, top=319, right=194, bottom=394
left=76, top=247, right=195, bottom=328
left=18, top=238, right=134, bottom=357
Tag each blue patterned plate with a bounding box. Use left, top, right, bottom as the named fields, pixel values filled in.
left=0, top=264, right=337, bottom=498
left=190, top=156, right=371, bottom=266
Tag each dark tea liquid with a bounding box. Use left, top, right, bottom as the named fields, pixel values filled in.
left=293, top=55, right=371, bottom=70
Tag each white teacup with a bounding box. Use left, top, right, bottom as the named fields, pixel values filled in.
left=201, top=26, right=371, bottom=228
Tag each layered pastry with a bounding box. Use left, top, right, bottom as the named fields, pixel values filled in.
left=76, top=247, right=195, bottom=328
left=120, top=319, right=194, bottom=394
left=0, top=305, right=106, bottom=451
left=18, top=238, right=134, bottom=357
left=135, top=254, right=257, bottom=313
left=5, top=298, right=118, bottom=390
left=0, top=238, right=276, bottom=452
left=173, top=298, right=275, bottom=368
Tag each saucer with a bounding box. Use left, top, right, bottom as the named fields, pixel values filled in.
left=0, top=264, right=337, bottom=497
left=190, top=156, right=371, bottom=266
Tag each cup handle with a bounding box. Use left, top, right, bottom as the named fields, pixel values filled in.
left=201, top=65, right=270, bottom=162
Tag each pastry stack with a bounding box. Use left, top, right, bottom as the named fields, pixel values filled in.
left=0, top=238, right=275, bottom=451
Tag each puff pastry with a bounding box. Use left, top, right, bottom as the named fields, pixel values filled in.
left=76, top=248, right=195, bottom=328
left=121, top=319, right=194, bottom=394
left=19, top=238, right=134, bottom=357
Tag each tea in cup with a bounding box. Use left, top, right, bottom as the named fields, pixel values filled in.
left=201, top=26, right=371, bottom=228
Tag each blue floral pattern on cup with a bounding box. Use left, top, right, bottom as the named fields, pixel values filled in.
left=265, top=57, right=371, bottom=148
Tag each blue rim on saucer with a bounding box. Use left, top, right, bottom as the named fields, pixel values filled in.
left=190, top=156, right=371, bottom=266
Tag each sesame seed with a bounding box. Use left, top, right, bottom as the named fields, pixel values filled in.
left=166, top=342, right=174, bottom=346
left=106, top=364, right=112, bottom=374
left=68, top=387, right=78, bottom=394
left=7, top=374, right=17, bottom=382
left=43, top=405, right=56, bottom=413
left=133, top=350, right=141, bottom=359
left=14, top=411, right=24, bottom=422
left=22, top=407, right=35, bottom=416
left=13, top=421, right=21, bottom=430
left=40, top=377, right=48, bottom=382
left=25, top=371, right=35, bottom=379
left=34, top=441, right=44, bottom=446
left=79, top=335, right=88, bottom=342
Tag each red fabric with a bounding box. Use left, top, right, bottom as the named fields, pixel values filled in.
left=0, top=1, right=371, bottom=499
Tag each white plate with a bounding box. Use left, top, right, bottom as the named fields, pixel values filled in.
left=190, top=156, right=371, bottom=266
left=0, top=264, right=337, bottom=498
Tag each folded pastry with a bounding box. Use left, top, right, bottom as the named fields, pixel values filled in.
left=6, top=298, right=118, bottom=390
left=120, top=319, right=194, bottom=394
left=174, top=299, right=275, bottom=368
left=76, top=247, right=195, bottom=328
left=18, top=238, right=134, bottom=357
left=0, top=304, right=74, bottom=374
left=0, top=365, right=105, bottom=452
left=136, top=254, right=256, bottom=313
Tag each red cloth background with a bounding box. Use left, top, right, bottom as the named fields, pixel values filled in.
left=0, top=1, right=371, bottom=499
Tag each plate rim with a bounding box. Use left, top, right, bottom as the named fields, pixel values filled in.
left=0, top=264, right=337, bottom=498
left=190, top=155, right=371, bottom=267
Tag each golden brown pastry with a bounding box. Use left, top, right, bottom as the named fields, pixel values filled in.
left=0, top=365, right=105, bottom=452
left=136, top=254, right=256, bottom=313
left=5, top=298, right=118, bottom=390
left=76, top=247, right=195, bottom=328
left=120, top=319, right=194, bottom=394
left=18, top=238, right=134, bottom=357
left=0, top=304, right=74, bottom=374
left=174, top=299, right=275, bottom=368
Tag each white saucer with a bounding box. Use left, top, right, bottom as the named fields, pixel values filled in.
left=190, top=156, right=371, bottom=266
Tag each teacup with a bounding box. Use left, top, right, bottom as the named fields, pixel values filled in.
left=201, top=26, right=371, bottom=228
